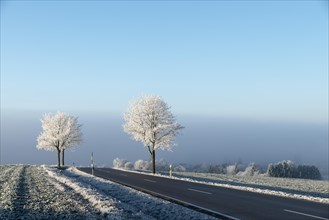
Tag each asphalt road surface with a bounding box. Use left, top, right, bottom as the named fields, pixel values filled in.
left=78, top=167, right=329, bottom=220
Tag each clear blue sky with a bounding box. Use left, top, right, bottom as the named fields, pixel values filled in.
left=1, top=1, right=328, bottom=123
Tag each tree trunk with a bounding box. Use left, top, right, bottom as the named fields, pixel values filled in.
left=57, top=148, right=61, bottom=168
left=61, top=149, right=65, bottom=166
left=152, top=148, right=155, bottom=174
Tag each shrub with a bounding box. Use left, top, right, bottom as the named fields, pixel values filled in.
left=124, top=162, right=134, bottom=170
left=267, top=160, right=321, bottom=180
left=134, top=160, right=151, bottom=171
left=174, top=165, right=186, bottom=172
left=208, top=165, right=226, bottom=174
left=113, top=158, right=128, bottom=168
left=238, top=163, right=259, bottom=176
left=297, top=165, right=322, bottom=180
left=226, top=164, right=239, bottom=175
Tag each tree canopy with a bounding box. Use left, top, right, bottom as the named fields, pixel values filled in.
left=123, top=95, right=183, bottom=173
left=36, top=112, right=82, bottom=167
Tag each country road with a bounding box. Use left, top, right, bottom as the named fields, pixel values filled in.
left=78, top=167, right=329, bottom=220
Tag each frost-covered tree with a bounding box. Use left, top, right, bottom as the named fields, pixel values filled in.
left=123, top=95, right=184, bottom=174
left=174, top=165, right=186, bottom=172
left=113, top=158, right=128, bottom=168
left=267, top=161, right=322, bottom=180
left=208, top=164, right=226, bottom=174
left=238, top=163, right=259, bottom=176
left=134, top=160, right=152, bottom=171
left=36, top=112, right=83, bottom=167
left=124, top=162, right=134, bottom=170
left=297, top=165, right=322, bottom=180
left=267, top=160, right=295, bottom=178
left=226, top=164, right=239, bottom=175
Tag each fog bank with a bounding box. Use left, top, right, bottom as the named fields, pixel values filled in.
left=1, top=110, right=328, bottom=176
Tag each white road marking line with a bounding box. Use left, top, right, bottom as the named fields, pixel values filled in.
left=188, top=188, right=212, bottom=195
left=120, top=174, right=127, bottom=176
left=284, top=209, right=329, bottom=220
left=144, top=179, right=156, bottom=183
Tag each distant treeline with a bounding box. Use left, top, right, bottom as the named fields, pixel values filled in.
left=267, top=160, right=322, bottom=180
left=112, top=158, right=322, bottom=180
left=177, top=160, right=322, bottom=180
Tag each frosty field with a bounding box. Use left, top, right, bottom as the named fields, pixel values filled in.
left=0, top=165, right=215, bottom=220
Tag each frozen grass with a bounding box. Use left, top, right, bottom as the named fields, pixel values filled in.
left=0, top=165, right=22, bottom=211
left=0, top=165, right=103, bottom=219
left=44, top=166, right=216, bottom=220
left=43, top=166, right=125, bottom=218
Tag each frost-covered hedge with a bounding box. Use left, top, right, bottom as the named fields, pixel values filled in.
left=267, top=160, right=322, bottom=180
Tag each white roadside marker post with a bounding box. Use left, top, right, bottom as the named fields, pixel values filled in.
left=91, top=152, right=94, bottom=176
left=170, top=164, right=172, bottom=178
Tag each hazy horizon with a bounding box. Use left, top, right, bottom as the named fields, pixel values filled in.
left=1, top=109, right=328, bottom=177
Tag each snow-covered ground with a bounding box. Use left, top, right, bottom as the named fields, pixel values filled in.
left=0, top=165, right=103, bottom=219
left=0, top=165, right=215, bottom=219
